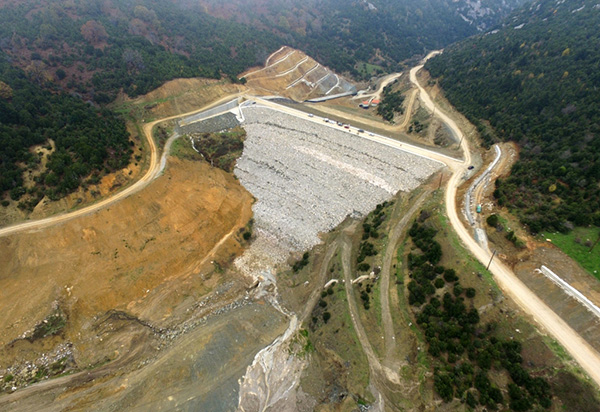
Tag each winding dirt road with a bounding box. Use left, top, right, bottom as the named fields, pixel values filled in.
left=380, top=190, right=431, bottom=365
left=0, top=94, right=242, bottom=238
left=353, top=72, right=403, bottom=102
left=339, top=226, right=405, bottom=392
left=411, top=52, right=600, bottom=388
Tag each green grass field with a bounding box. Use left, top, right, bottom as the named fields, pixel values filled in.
left=357, top=62, right=384, bottom=76
left=544, top=227, right=600, bottom=280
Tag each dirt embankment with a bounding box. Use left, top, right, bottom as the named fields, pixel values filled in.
left=118, top=77, right=244, bottom=120
left=0, top=157, right=253, bottom=373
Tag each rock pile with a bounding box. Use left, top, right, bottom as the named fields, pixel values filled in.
left=235, top=107, right=441, bottom=251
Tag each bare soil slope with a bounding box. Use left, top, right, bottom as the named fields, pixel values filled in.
left=241, top=46, right=356, bottom=101
left=117, top=77, right=244, bottom=120
left=0, top=157, right=253, bottom=371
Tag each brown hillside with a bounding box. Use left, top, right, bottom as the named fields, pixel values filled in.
left=0, top=157, right=253, bottom=367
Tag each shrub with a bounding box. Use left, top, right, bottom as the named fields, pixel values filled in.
left=466, top=391, right=477, bottom=408
left=357, top=262, right=370, bottom=272
left=486, top=214, right=499, bottom=227
left=322, top=312, right=331, bottom=323
left=443, top=268, right=458, bottom=282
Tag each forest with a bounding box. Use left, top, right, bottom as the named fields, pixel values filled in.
left=426, top=0, right=600, bottom=232
left=376, top=83, right=405, bottom=122
left=0, top=0, right=279, bottom=202
left=0, top=52, right=131, bottom=206
left=407, top=217, right=551, bottom=410
left=0, top=0, right=526, bottom=101
left=0, top=0, right=281, bottom=101
left=196, top=0, right=527, bottom=79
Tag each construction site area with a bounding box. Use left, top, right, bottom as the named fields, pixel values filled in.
left=0, top=45, right=600, bottom=412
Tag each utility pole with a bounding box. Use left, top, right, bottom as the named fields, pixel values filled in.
left=486, top=250, right=497, bottom=271
left=437, top=173, right=443, bottom=190
left=457, top=133, right=465, bottom=150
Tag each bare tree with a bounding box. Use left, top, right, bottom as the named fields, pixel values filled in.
left=122, top=49, right=145, bottom=72
left=80, top=20, right=109, bottom=45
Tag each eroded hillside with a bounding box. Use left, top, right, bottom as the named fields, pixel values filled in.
left=0, top=157, right=253, bottom=390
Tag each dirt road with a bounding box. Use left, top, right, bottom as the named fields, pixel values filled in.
left=398, top=89, right=418, bottom=131
left=0, top=93, right=242, bottom=238
left=340, top=225, right=403, bottom=386
left=353, top=72, right=403, bottom=102
left=411, top=52, right=600, bottom=388
left=380, top=190, right=431, bottom=365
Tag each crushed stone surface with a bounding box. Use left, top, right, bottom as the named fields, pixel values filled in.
left=234, top=106, right=441, bottom=252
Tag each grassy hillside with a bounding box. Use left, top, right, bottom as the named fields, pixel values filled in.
left=426, top=0, right=600, bottom=233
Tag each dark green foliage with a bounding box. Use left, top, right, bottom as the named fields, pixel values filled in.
left=29, top=313, right=66, bottom=342
left=486, top=214, right=499, bottom=227
left=189, top=0, right=525, bottom=80
left=319, top=299, right=327, bottom=308
left=357, top=262, right=370, bottom=272
left=360, top=289, right=370, bottom=310
left=0, top=1, right=282, bottom=99
left=408, top=120, right=424, bottom=133
left=190, top=127, right=246, bottom=172
left=292, top=252, right=310, bottom=273
left=356, top=241, right=376, bottom=263
left=506, top=230, right=517, bottom=243
left=407, top=215, right=551, bottom=408
left=55, top=68, right=66, bottom=80
left=443, top=268, right=458, bottom=283
left=466, top=390, right=478, bottom=408
left=508, top=383, right=533, bottom=412
left=376, top=83, right=405, bottom=122
left=426, top=0, right=600, bottom=232
left=0, top=54, right=130, bottom=201
left=360, top=201, right=389, bottom=243
left=322, top=311, right=331, bottom=323
left=434, top=372, right=454, bottom=402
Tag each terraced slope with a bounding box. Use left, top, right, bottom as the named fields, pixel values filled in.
left=241, top=46, right=357, bottom=101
